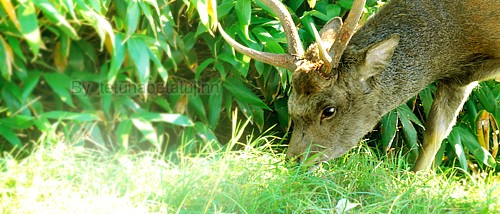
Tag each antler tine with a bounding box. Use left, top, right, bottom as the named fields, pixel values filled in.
left=328, top=0, right=366, bottom=71
left=260, top=0, right=304, bottom=57
left=218, top=23, right=297, bottom=71
left=309, top=22, right=332, bottom=73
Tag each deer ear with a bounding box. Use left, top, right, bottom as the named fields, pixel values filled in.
left=359, top=34, right=400, bottom=80
left=319, top=17, right=343, bottom=46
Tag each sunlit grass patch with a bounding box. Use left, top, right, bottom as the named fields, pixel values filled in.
left=1, top=135, right=499, bottom=213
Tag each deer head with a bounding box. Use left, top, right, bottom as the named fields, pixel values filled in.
left=219, top=0, right=400, bottom=164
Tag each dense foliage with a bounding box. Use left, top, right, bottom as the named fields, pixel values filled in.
left=0, top=0, right=498, bottom=172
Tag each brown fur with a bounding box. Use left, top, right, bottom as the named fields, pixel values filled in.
left=286, top=0, right=500, bottom=170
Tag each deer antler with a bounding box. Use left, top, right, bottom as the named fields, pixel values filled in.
left=218, top=0, right=304, bottom=71
left=310, top=22, right=332, bottom=73
left=218, top=23, right=298, bottom=71
left=325, top=0, right=366, bottom=74
left=261, top=0, right=304, bottom=57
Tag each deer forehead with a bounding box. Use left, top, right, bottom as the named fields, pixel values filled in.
left=289, top=87, right=348, bottom=117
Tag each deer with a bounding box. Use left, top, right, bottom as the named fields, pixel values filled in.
left=218, top=0, right=500, bottom=171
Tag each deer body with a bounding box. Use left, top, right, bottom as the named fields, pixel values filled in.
left=351, top=0, right=500, bottom=94
left=219, top=0, right=500, bottom=171
left=344, top=0, right=500, bottom=171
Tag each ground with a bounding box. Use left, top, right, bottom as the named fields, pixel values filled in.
left=1, top=137, right=499, bottom=213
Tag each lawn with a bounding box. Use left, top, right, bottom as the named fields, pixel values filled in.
left=1, top=129, right=499, bottom=214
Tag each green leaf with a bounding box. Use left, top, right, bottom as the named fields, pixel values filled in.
left=475, top=83, right=496, bottom=113
left=188, top=94, right=208, bottom=123
left=127, top=36, right=150, bottom=84
left=465, top=98, right=478, bottom=126
left=131, top=112, right=194, bottom=127
left=235, top=0, right=251, bottom=39
left=146, top=45, right=168, bottom=83
left=300, top=15, right=315, bottom=41
left=115, top=95, right=141, bottom=112
left=125, top=0, right=140, bottom=38
left=419, top=84, right=434, bottom=118
left=101, top=92, right=112, bottom=113
left=326, top=4, right=341, bottom=17
left=214, top=61, right=227, bottom=78
left=85, top=0, right=101, bottom=12
left=33, top=0, right=79, bottom=39
left=44, top=73, right=75, bottom=107
left=87, top=125, right=105, bottom=147
left=116, top=119, right=132, bottom=149
left=0, top=36, right=12, bottom=81
left=397, top=106, right=418, bottom=153
left=183, top=31, right=197, bottom=52
left=252, top=27, right=285, bottom=54
left=61, top=0, right=77, bottom=21
left=301, top=10, right=330, bottom=22
left=367, top=0, right=378, bottom=6
left=131, top=118, right=159, bottom=148
left=274, top=97, right=289, bottom=130
left=75, top=40, right=97, bottom=63
left=73, top=90, right=94, bottom=111
left=21, top=71, right=40, bottom=100
left=0, top=115, right=34, bottom=129
left=178, top=127, right=197, bottom=151
left=143, top=0, right=161, bottom=16
left=380, top=110, right=398, bottom=151
left=447, top=130, right=468, bottom=171
left=300, top=10, right=331, bottom=22
left=491, top=80, right=500, bottom=100
left=195, top=58, right=215, bottom=81
left=307, top=0, right=317, bottom=8
left=41, top=111, right=100, bottom=122
left=194, top=122, right=218, bottom=143
left=139, top=1, right=156, bottom=37
left=33, top=117, right=51, bottom=132
left=1, top=83, right=20, bottom=112
left=235, top=99, right=254, bottom=120
left=456, top=126, right=497, bottom=168
left=193, top=0, right=209, bottom=28
left=397, top=105, right=424, bottom=128
left=66, top=40, right=85, bottom=71
left=5, top=36, right=27, bottom=63
left=73, top=0, right=108, bottom=50
left=17, top=1, right=41, bottom=56
left=218, top=50, right=241, bottom=68
left=3, top=82, right=22, bottom=103
left=92, top=11, right=114, bottom=50
left=153, top=97, right=172, bottom=112
left=434, top=140, right=447, bottom=168
left=0, top=125, right=22, bottom=147
left=223, top=77, right=270, bottom=110
left=338, top=0, right=359, bottom=9
left=495, top=105, right=500, bottom=126
left=208, top=81, right=223, bottom=129
left=217, top=0, right=235, bottom=18
left=251, top=105, right=264, bottom=131
left=108, top=33, right=126, bottom=83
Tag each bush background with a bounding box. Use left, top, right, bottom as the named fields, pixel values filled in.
left=0, top=0, right=498, bottom=173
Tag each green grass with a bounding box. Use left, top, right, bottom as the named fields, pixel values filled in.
left=1, top=133, right=499, bottom=213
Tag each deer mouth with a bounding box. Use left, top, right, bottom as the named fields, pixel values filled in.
left=290, top=143, right=358, bottom=171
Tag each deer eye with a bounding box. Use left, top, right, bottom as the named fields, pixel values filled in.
left=321, top=107, right=336, bottom=120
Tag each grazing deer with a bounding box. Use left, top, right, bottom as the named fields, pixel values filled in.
left=218, top=0, right=500, bottom=171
